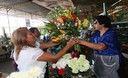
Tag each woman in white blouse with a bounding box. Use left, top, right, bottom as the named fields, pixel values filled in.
left=11, top=27, right=76, bottom=78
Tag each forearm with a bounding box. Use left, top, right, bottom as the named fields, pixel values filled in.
left=37, top=38, right=76, bottom=61
left=40, top=41, right=59, bottom=49
left=79, top=40, right=106, bottom=50
left=38, top=43, right=71, bottom=61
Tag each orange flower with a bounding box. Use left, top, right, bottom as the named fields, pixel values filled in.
left=59, top=30, right=66, bottom=34
left=57, top=17, right=64, bottom=24
left=65, top=13, right=72, bottom=19
left=61, top=16, right=66, bottom=21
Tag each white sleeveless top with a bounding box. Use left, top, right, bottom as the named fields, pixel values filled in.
left=13, top=46, right=46, bottom=78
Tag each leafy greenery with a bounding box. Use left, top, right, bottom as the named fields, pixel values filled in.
left=115, top=10, right=128, bottom=21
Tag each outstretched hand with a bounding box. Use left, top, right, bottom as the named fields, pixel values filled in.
left=67, top=38, right=78, bottom=47
left=74, top=38, right=82, bottom=44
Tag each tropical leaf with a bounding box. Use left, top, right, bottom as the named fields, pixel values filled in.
left=45, top=22, right=58, bottom=30
left=50, top=30, right=61, bottom=36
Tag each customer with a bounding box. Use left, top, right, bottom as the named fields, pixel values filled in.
left=11, top=27, right=76, bottom=78
left=29, top=27, right=59, bottom=49
left=77, top=15, right=120, bottom=78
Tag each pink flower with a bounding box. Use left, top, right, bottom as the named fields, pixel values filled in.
left=74, top=21, right=78, bottom=26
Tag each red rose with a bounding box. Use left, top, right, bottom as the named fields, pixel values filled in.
left=58, top=68, right=65, bottom=75
left=72, top=14, right=77, bottom=19
left=61, top=16, right=66, bottom=21
left=50, top=66, right=54, bottom=71
left=74, top=52, right=79, bottom=57
left=72, top=51, right=79, bottom=58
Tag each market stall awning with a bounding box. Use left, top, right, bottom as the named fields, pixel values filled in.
left=0, top=0, right=127, bottom=18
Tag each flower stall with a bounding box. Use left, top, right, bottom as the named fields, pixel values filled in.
left=44, top=7, right=93, bottom=78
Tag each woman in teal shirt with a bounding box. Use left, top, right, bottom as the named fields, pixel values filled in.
left=77, top=15, right=120, bottom=78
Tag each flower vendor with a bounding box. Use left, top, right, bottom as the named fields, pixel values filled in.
left=77, top=15, right=121, bottom=78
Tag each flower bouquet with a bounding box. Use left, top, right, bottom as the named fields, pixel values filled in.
left=43, top=6, right=93, bottom=78
left=45, top=6, right=92, bottom=52
left=50, top=53, right=91, bottom=78
left=46, top=6, right=91, bottom=39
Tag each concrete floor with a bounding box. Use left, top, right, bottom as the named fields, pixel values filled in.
left=0, top=58, right=15, bottom=74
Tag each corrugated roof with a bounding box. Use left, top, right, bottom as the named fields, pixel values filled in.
left=0, top=0, right=50, bottom=18
left=0, top=0, right=127, bottom=18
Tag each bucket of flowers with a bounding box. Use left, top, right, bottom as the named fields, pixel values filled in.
left=50, top=53, right=91, bottom=78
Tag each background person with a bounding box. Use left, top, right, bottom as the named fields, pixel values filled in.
left=29, top=27, right=60, bottom=49
left=29, top=27, right=41, bottom=42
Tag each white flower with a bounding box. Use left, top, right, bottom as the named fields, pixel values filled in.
left=68, top=57, right=78, bottom=68
left=7, top=67, right=42, bottom=78
left=52, top=64, right=57, bottom=68
left=68, top=54, right=90, bottom=73
left=72, top=67, right=79, bottom=74
left=56, top=58, right=69, bottom=69
left=28, top=67, right=42, bottom=77
left=78, top=74, right=82, bottom=78
left=63, top=53, right=72, bottom=59
left=7, top=72, right=33, bottom=78
left=51, top=54, right=90, bottom=75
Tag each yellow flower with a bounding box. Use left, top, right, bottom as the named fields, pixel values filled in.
left=76, top=18, right=82, bottom=29
left=78, top=19, right=82, bottom=27
left=65, top=13, right=72, bottom=19
left=52, top=36, right=62, bottom=42
left=82, top=19, right=89, bottom=27
left=57, top=17, right=64, bottom=24
left=59, top=30, right=66, bottom=34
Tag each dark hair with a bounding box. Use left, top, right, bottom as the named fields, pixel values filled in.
left=94, top=15, right=111, bottom=28
left=29, top=27, right=38, bottom=33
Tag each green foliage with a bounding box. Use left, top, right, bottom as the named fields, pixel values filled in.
left=47, top=7, right=65, bottom=21
left=45, top=6, right=92, bottom=53
left=47, top=7, right=79, bottom=21
left=115, top=10, right=128, bottom=21
left=45, top=22, right=61, bottom=36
